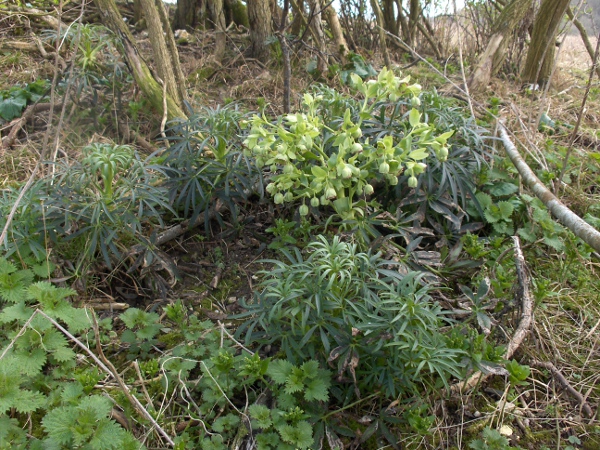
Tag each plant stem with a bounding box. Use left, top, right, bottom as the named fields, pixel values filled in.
left=321, top=391, right=380, bottom=420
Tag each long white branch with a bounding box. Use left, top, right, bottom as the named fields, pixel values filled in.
left=499, top=123, right=600, bottom=253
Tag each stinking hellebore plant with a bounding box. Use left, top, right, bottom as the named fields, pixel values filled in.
left=243, top=68, right=454, bottom=222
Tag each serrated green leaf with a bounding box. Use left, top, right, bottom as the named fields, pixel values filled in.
left=278, top=421, right=313, bottom=449
left=497, top=201, right=514, bottom=219
left=475, top=192, right=492, bottom=209
left=543, top=234, right=565, bottom=251
left=300, top=360, right=319, bottom=379
left=267, top=360, right=294, bottom=385
left=517, top=227, right=537, bottom=242
left=249, top=404, right=272, bottom=429
left=304, top=376, right=330, bottom=402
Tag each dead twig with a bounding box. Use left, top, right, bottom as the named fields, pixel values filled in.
left=531, top=360, right=594, bottom=418
left=2, top=103, right=61, bottom=151
left=447, top=236, right=533, bottom=395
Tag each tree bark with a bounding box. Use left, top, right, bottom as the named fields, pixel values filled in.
left=309, top=0, right=327, bottom=74
left=93, top=0, right=187, bottom=120
left=381, top=0, right=397, bottom=35
left=248, top=0, right=272, bottom=62
left=323, top=4, right=348, bottom=63
left=140, top=0, right=186, bottom=107
left=467, top=0, right=534, bottom=92
left=522, top=0, right=571, bottom=86
left=370, top=0, right=392, bottom=67
left=207, top=0, right=227, bottom=61
left=172, top=0, right=198, bottom=30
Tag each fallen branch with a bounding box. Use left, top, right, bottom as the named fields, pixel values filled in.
left=2, top=102, right=61, bottom=150
left=447, top=236, right=533, bottom=395
left=531, top=360, right=594, bottom=418
left=498, top=123, right=600, bottom=253
left=127, top=202, right=224, bottom=257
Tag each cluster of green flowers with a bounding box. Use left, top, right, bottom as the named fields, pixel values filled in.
left=243, top=68, right=453, bottom=220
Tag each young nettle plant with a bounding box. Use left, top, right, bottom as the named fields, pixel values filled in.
left=243, top=68, right=454, bottom=222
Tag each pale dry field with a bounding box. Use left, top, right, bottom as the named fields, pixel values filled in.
left=557, top=34, right=598, bottom=71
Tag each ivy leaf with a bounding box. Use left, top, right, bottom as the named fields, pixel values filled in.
left=267, top=360, right=294, bottom=385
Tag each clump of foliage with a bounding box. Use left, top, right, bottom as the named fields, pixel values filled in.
left=243, top=68, right=453, bottom=227
left=0, top=79, right=48, bottom=122
left=161, top=104, right=262, bottom=225
left=0, top=256, right=142, bottom=449
left=0, top=143, right=171, bottom=270
left=236, top=235, right=466, bottom=399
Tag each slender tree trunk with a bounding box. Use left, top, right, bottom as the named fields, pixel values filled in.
left=140, top=0, right=186, bottom=108
left=396, top=0, right=409, bottom=43
left=467, top=0, right=533, bottom=92
left=370, top=0, right=392, bottom=67
left=156, top=0, right=188, bottom=105
left=133, top=0, right=143, bottom=25
left=522, top=0, right=570, bottom=86
left=408, top=0, right=420, bottom=47
left=172, top=0, right=198, bottom=30
left=309, top=0, right=327, bottom=74
left=381, top=0, right=397, bottom=35
left=93, top=0, right=187, bottom=120
left=323, top=4, right=348, bottom=63
left=248, top=0, right=272, bottom=62
left=290, top=0, right=303, bottom=36
left=207, top=0, right=227, bottom=61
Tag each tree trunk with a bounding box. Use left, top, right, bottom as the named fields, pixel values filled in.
left=140, top=0, right=186, bottom=107
left=223, top=0, right=249, bottom=28
left=408, top=0, right=420, bottom=47
left=522, top=0, right=570, bottom=86
left=207, top=0, right=227, bottom=61
left=323, top=4, right=348, bottom=63
left=93, top=0, right=187, bottom=120
left=133, top=0, right=143, bottom=25
left=248, top=0, right=272, bottom=62
left=172, top=0, right=198, bottom=30
left=370, top=0, right=392, bottom=67
left=467, top=0, right=534, bottom=92
left=309, top=0, right=327, bottom=74
left=381, top=0, right=397, bottom=35
left=290, top=0, right=304, bottom=37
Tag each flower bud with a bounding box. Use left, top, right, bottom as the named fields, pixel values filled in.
left=411, top=96, right=421, bottom=107
left=325, top=187, right=337, bottom=199
left=388, top=175, right=398, bottom=186
left=351, top=128, right=363, bottom=139
left=341, top=165, right=353, bottom=179
left=320, top=195, right=330, bottom=206
left=408, top=176, right=418, bottom=188
left=274, top=193, right=284, bottom=204
left=266, top=183, right=276, bottom=194
left=299, top=204, right=309, bottom=216
left=439, top=147, right=449, bottom=161
left=311, top=197, right=320, bottom=207
left=284, top=192, right=294, bottom=202
left=351, top=143, right=363, bottom=153
left=364, top=184, right=374, bottom=195
left=379, top=162, right=390, bottom=174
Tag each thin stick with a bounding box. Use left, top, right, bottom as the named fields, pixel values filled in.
left=447, top=236, right=533, bottom=395
left=531, top=360, right=594, bottom=417
left=90, top=313, right=175, bottom=446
